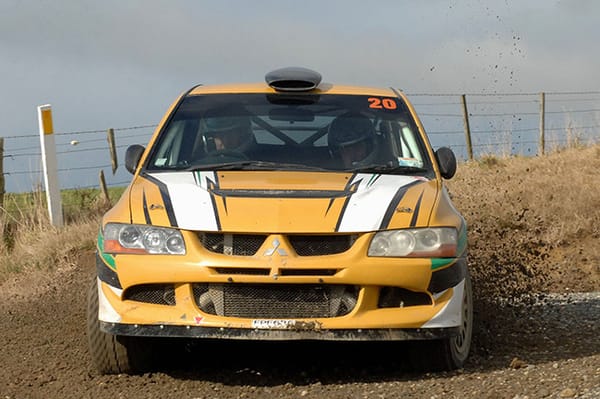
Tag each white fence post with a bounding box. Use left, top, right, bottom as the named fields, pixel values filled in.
left=539, top=92, right=545, bottom=156
left=37, top=104, right=64, bottom=227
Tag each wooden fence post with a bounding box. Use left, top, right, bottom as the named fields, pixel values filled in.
left=37, top=104, right=64, bottom=227
left=107, top=128, right=118, bottom=174
left=99, top=170, right=110, bottom=206
left=539, top=92, right=545, bottom=156
left=0, top=137, right=4, bottom=208
left=460, top=94, right=473, bottom=160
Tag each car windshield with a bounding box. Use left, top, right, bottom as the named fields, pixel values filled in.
left=144, top=93, right=434, bottom=176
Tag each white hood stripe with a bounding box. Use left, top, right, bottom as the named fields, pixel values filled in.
left=336, top=174, right=421, bottom=232
left=147, top=171, right=220, bottom=230
left=146, top=172, right=423, bottom=232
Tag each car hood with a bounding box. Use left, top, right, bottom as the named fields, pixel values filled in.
left=129, top=171, right=439, bottom=233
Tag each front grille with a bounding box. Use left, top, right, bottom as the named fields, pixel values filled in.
left=193, top=283, right=358, bottom=318
left=123, top=284, right=176, bottom=306
left=198, top=233, right=357, bottom=257
left=288, top=235, right=357, bottom=256
left=199, top=233, right=266, bottom=256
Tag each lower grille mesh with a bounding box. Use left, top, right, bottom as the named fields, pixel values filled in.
left=193, top=283, right=358, bottom=318
left=123, top=284, right=176, bottom=306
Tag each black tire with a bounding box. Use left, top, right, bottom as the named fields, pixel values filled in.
left=407, top=273, right=473, bottom=371
left=439, top=271, right=473, bottom=369
left=86, top=278, right=152, bottom=374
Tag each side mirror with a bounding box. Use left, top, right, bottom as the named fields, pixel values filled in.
left=125, top=145, right=145, bottom=174
left=435, top=147, right=457, bottom=180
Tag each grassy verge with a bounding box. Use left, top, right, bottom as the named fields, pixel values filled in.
left=0, top=187, right=125, bottom=282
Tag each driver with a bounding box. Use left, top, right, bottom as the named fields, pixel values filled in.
left=328, top=112, right=377, bottom=168
left=202, top=106, right=255, bottom=152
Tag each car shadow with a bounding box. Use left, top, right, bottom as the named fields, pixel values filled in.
left=158, top=292, right=599, bottom=386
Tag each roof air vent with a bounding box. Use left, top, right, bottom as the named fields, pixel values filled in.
left=265, top=67, right=322, bottom=92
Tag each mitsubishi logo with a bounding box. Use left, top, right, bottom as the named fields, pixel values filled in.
left=263, top=238, right=288, bottom=256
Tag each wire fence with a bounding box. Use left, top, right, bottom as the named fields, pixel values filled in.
left=2, top=91, right=600, bottom=196
left=409, top=91, right=600, bottom=159
left=1, top=123, right=157, bottom=196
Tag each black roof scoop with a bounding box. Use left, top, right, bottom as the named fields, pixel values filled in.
left=265, top=67, right=322, bottom=92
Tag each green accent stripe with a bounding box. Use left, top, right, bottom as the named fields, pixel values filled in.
left=367, top=174, right=380, bottom=187
left=431, top=258, right=455, bottom=271
left=97, top=231, right=116, bottom=270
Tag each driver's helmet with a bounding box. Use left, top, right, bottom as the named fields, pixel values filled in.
left=202, top=106, right=254, bottom=152
left=328, top=112, right=377, bottom=166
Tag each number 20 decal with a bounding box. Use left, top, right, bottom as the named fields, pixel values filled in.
left=368, top=97, right=397, bottom=110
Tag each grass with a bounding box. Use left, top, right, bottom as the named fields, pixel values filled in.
left=1, top=186, right=126, bottom=219
left=0, top=187, right=125, bottom=281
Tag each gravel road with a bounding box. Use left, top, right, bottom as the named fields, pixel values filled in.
left=1, top=251, right=598, bottom=399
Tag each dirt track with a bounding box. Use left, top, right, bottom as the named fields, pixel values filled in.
left=1, top=250, right=598, bottom=399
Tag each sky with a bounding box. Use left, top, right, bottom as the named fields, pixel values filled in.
left=1, top=0, right=599, bottom=192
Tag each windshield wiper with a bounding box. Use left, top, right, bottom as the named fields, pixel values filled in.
left=348, top=164, right=428, bottom=175
left=184, top=161, right=253, bottom=171
left=184, top=161, right=328, bottom=172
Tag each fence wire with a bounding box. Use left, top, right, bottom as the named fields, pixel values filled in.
left=2, top=91, right=600, bottom=193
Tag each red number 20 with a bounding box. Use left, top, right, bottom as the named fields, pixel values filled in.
left=368, top=97, right=397, bottom=110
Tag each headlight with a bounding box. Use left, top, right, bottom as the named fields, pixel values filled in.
left=103, top=223, right=186, bottom=255
left=368, top=228, right=457, bottom=257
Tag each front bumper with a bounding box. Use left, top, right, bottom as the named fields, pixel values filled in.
left=96, top=267, right=467, bottom=341
left=96, top=231, right=467, bottom=339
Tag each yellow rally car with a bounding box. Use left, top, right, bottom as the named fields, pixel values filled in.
left=87, top=67, right=471, bottom=374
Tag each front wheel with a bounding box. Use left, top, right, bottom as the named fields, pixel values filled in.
left=86, top=278, right=152, bottom=374
left=408, top=273, right=473, bottom=371
left=440, top=272, right=473, bottom=369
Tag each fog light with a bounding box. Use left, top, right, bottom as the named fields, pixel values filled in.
left=415, top=229, right=440, bottom=251
left=166, top=234, right=185, bottom=254
left=119, top=225, right=141, bottom=247
left=143, top=229, right=167, bottom=252
left=390, top=231, right=416, bottom=255
left=368, top=235, right=391, bottom=256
